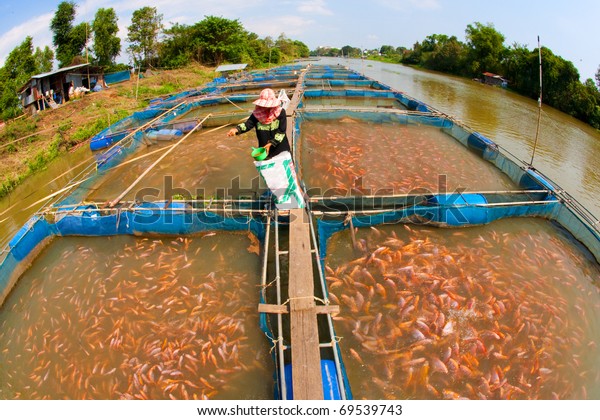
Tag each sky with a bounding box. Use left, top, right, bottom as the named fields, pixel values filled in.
left=0, top=0, right=598, bottom=81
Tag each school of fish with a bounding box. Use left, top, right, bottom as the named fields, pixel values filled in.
left=300, top=120, right=515, bottom=196
left=325, top=218, right=600, bottom=399
left=0, top=232, right=273, bottom=399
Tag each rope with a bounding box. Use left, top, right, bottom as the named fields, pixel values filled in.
left=268, top=337, right=283, bottom=354
left=281, top=295, right=330, bottom=306
left=261, top=276, right=279, bottom=291
left=344, top=211, right=358, bottom=249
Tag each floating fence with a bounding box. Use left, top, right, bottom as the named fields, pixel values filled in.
left=1, top=63, right=599, bottom=400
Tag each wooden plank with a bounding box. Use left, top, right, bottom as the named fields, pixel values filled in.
left=258, top=303, right=339, bottom=315
left=315, top=305, right=340, bottom=315
left=288, top=207, right=323, bottom=400
left=258, top=303, right=288, bottom=314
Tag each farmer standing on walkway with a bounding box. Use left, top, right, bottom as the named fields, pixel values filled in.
left=227, top=88, right=291, bottom=160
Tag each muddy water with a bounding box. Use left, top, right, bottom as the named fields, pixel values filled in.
left=86, top=126, right=263, bottom=202
left=0, top=146, right=93, bottom=249
left=302, top=96, right=406, bottom=109
left=325, top=58, right=600, bottom=219
left=178, top=102, right=256, bottom=120
left=325, top=218, right=600, bottom=399
left=0, top=231, right=273, bottom=399
left=299, top=119, right=515, bottom=195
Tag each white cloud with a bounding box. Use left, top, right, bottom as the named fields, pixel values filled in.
left=375, top=0, right=441, bottom=11
left=297, top=0, right=333, bottom=16
left=246, top=15, right=316, bottom=38
left=0, top=0, right=286, bottom=66
left=0, top=13, right=54, bottom=65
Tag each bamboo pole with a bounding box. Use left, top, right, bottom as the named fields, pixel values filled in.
left=108, top=114, right=212, bottom=207
left=19, top=177, right=92, bottom=212
left=530, top=36, right=544, bottom=167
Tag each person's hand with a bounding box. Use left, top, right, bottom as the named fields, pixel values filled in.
left=264, top=143, right=272, bottom=153
left=227, top=128, right=238, bottom=137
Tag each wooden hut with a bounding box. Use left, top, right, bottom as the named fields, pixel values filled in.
left=18, top=63, right=105, bottom=114
left=482, top=72, right=508, bottom=87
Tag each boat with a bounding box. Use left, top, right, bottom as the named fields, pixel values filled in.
left=1, top=63, right=599, bottom=400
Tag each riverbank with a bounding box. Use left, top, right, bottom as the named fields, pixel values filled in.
left=0, top=64, right=215, bottom=199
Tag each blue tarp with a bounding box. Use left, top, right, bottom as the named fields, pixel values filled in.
left=104, top=70, right=131, bottom=85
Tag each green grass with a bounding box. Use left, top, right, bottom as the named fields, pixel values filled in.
left=71, top=109, right=131, bottom=142
left=0, top=119, right=38, bottom=144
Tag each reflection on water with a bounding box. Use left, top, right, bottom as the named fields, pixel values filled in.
left=299, top=119, right=515, bottom=195
left=325, top=218, right=600, bottom=399
left=0, top=232, right=273, bottom=399
left=86, top=127, right=262, bottom=201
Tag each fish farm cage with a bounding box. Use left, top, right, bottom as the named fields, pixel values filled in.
left=1, top=63, right=599, bottom=400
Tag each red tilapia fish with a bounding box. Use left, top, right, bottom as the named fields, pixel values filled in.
left=325, top=218, right=600, bottom=399
left=0, top=232, right=272, bottom=399
left=299, top=120, right=515, bottom=195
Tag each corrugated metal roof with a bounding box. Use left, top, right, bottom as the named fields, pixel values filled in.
left=482, top=72, right=504, bottom=79
left=215, top=63, right=248, bottom=72
left=31, top=63, right=90, bottom=79
left=18, top=63, right=92, bottom=94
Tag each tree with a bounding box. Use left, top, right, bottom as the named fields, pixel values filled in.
left=276, top=33, right=294, bottom=57
left=193, top=16, right=247, bottom=65
left=541, top=47, right=581, bottom=106
left=92, top=8, right=121, bottom=66
left=160, top=23, right=196, bottom=68
left=402, top=41, right=423, bottom=65
left=503, top=42, right=536, bottom=97
left=379, top=45, right=395, bottom=55
left=0, top=37, right=37, bottom=119
left=596, top=65, right=600, bottom=90
left=293, top=40, right=310, bottom=58
left=341, top=45, right=361, bottom=58
left=421, top=35, right=449, bottom=53
left=50, top=1, right=89, bottom=67
left=425, top=36, right=466, bottom=75
left=2, top=37, right=37, bottom=80
left=34, top=46, right=54, bottom=73
left=127, top=7, right=163, bottom=67
left=465, top=22, right=506, bottom=76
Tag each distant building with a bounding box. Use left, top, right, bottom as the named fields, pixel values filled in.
left=215, top=63, right=248, bottom=80
left=18, top=63, right=105, bottom=114
left=482, top=72, right=508, bottom=88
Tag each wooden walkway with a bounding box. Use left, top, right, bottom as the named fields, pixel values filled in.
left=258, top=66, right=328, bottom=399
left=285, top=67, right=324, bottom=399
left=288, top=208, right=323, bottom=399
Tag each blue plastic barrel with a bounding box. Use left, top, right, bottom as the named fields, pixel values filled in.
left=283, top=360, right=342, bottom=400
left=430, top=193, right=489, bottom=226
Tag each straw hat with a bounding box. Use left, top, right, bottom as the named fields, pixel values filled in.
left=253, top=88, right=281, bottom=108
